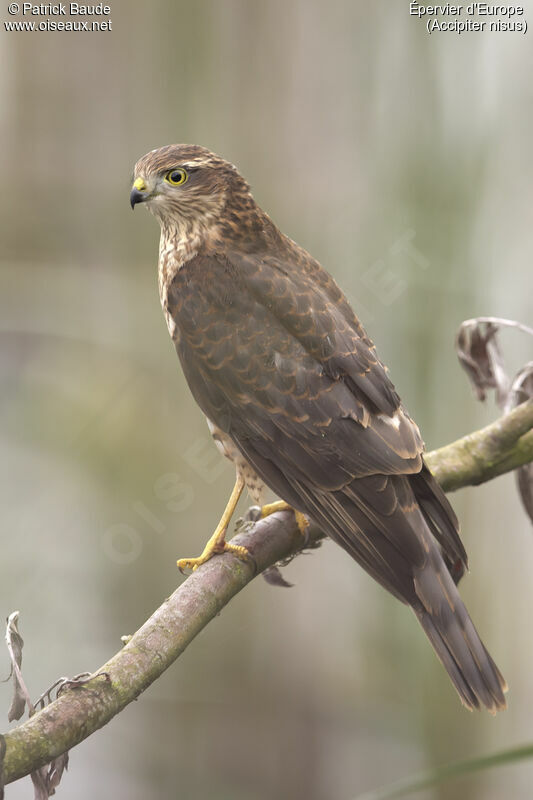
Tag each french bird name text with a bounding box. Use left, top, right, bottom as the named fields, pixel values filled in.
left=409, top=2, right=524, bottom=15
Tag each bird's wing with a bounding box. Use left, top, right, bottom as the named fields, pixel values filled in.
left=169, top=249, right=466, bottom=579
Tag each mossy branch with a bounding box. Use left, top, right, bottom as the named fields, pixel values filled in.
left=1, top=402, right=532, bottom=787
left=425, top=400, right=533, bottom=491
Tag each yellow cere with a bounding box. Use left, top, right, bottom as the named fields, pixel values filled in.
left=133, top=177, right=146, bottom=191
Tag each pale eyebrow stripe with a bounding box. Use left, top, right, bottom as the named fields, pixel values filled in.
left=181, top=159, right=214, bottom=168
left=157, top=163, right=204, bottom=176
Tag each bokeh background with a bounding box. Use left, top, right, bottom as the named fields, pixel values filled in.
left=1, top=1, right=533, bottom=798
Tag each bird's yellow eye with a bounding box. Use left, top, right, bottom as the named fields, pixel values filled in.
left=165, top=168, right=188, bottom=186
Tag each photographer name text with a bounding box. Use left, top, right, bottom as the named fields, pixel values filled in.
left=11, top=3, right=109, bottom=13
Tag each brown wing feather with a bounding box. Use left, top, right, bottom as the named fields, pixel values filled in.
left=168, top=249, right=461, bottom=564
left=166, top=248, right=505, bottom=711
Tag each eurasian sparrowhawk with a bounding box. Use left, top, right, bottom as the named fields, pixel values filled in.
left=130, top=144, right=506, bottom=713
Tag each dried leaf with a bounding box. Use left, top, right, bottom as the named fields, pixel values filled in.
left=30, top=769, right=49, bottom=800
left=456, top=320, right=508, bottom=405
left=3, top=619, right=78, bottom=795
left=5, top=612, right=33, bottom=722
left=456, top=317, right=533, bottom=407
left=45, top=753, right=69, bottom=794
left=31, top=754, right=69, bottom=799
left=457, top=317, right=533, bottom=527
left=262, top=566, right=294, bottom=588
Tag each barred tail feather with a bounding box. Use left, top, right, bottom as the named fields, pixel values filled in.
left=413, top=551, right=507, bottom=713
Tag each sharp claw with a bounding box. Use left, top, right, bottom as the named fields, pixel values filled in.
left=177, top=558, right=200, bottom=573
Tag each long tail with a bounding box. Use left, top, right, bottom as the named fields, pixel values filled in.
left=413, top=547, right=507, bottom=712
left=255, top=463, right=508, bottom=712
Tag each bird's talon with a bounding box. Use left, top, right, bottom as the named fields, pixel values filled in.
left=228, top=543, right=250, bottom=559
left=293, top=510, right=310, bottom=537
left=176, top=557, right=202, bottom=572
left=177, top=541, right=250, bottom=573
left=260, top=501, right=309, bottom=536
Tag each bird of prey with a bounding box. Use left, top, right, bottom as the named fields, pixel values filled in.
left=130, top=144, right=507, bottom=712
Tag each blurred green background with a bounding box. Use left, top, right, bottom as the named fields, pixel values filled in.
left=1, top=1, right=532, bottom=798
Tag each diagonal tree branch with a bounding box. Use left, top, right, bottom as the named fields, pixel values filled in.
left=425, top=400, right=533, bottom=491
left=1, top=511, right=313, bottom=786
left=1, top=402, right=533, bottom=786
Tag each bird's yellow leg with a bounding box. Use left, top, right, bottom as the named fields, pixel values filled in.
left=260, top=501, right=309, bottom=536
left=177, top=475, right=248, bottom=572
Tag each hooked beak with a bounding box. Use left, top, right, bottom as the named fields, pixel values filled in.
left=130, top=177, right=149, bottom=209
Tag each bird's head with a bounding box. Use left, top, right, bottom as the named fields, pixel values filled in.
left=130, top=144, right=252, bottom=232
